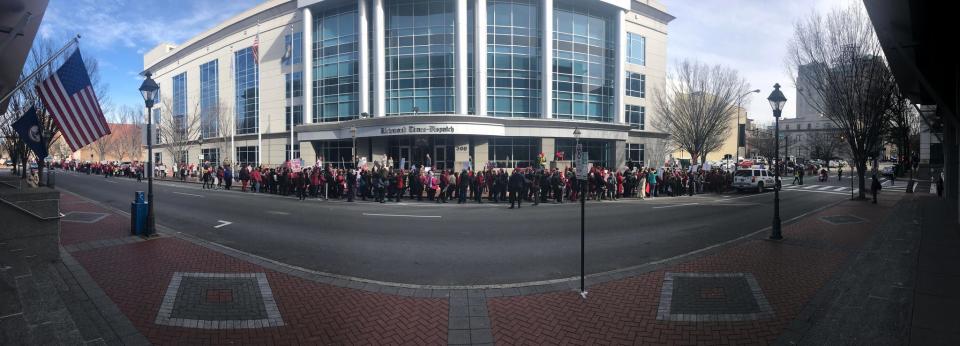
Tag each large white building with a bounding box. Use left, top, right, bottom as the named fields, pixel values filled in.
left=143, top=0, right=673, bottom=171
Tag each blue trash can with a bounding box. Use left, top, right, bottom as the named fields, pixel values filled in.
left=130, top=191, right=147, bottom=235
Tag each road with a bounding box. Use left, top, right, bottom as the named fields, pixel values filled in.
left=54, top=170, right=849, bottom=286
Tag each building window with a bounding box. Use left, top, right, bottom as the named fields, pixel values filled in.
left=487, top=0, right=541, bottom=118
left=235, top=47, right=259, bottom=135
left=626, top=105, right=644, bottom=130
left=385, top=0, right=455, bottom=115
left=807, top=123, right=812, bottom=129
left=200, top=60, right=219, bottom=139
left=626, top=32, right=645, bottom=66
left=236, top=146, right=258, bottom=167
left=152, top=108, right=162, bottom=143
left=286, top=144, right=301, bottom=161
left=626, top=143, right=644, bottom=165
left=285, top=105, right=303, bottom=131
left=315, top=140, right=353, bottom=168
left=552, top=3, right=615, bottom=122
left=176, top=150, right=189, bottom=166
left=313, top=5, right=359, bottom=122
left=283, top=31, right=303, bottom=65
left=625, top=72, right=645, bottom=98
left=285, top=71, right=303, bottom=99
left=556, top=138, right=611, bottom=168
left=488, top=137, right=540, bottom=168
left=201, top=148, right=220, bottom=166
left=785, top=124, right=790, bottom=130
left=172, top=72, right=187, bottom=134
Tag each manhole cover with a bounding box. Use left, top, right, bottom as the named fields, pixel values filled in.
left=820, top=215, right=865, bottom=225
left=61, top=212, right=109, bottom=223
left=155, top=272, right=284, bottom=329
left=657, top=272, right=774, bottom=321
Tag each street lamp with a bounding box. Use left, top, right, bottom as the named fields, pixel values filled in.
left=138, top=72, right=159, bottom=238
left=767, top=83, right=787, bottom=240
left=572, top=127, right=586, bottom=299
left=736, top=89, right=761, bottom=165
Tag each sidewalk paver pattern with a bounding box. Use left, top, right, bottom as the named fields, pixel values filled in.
left=57, top=186, right=900, bottom=345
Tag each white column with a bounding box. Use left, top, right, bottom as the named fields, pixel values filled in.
left=541, top=0, right=553, bottom=119
left=614, top=9, right=626, bottom=124
left=475, top=0, right=487, bottom=116
left=455, top=0, right=469, bottom=115
left=373, top=0, right=386, bottom=117
left=358, top=0, right=370, bottom=115
left=303, top=7, right=313, bottom=123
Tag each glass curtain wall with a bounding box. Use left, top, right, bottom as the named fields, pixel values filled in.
left=552, top=3, right=615, bottom=122
left=487, top=0, right=540, bottom=118
left=172, top=72, right=187, bottom=133
left=313, top=5, right=359, bottom=122
left=199, top=60, right=218, bottom=139
left=385, top=0, right=455, bottom=115
left=234, top=47, right=259, bottom=135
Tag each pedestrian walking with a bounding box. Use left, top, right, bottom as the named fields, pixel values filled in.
left=508, top=169, right=523, bottom=209
left=871, top=173, right=881, bottom=204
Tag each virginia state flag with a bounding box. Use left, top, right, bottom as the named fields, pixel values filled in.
left=12, top=107, right=49, bottom=160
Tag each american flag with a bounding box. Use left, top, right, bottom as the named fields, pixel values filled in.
left=251, top=34, right=260, bottom=64
left=36, top=49, right=109, bottom=151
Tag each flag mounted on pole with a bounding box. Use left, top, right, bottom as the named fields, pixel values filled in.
left=36, top=49, right=109, bottom=151
left=12, top=107, right=49, bottom=160
left=251, top=34, right=260, bottom=64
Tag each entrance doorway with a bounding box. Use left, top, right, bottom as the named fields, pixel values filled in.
left=434, top=145, right=447, bottom=170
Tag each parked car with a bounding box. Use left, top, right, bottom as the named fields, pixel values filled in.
left=881, top=166, right=895, bottom=178
left=733, top=168, right=777, bottom=193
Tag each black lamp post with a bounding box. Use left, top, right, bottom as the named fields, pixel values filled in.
left=767, top=83, right=787, bottom=240
left=139, top=72, right=160, bottom=237
left=573, top=127, right=587, bottom=299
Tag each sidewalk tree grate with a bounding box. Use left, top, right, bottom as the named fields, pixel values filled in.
left=61, top=211, right=109, bottom=223
left=155, top=272, right=284, bottom=329
left=820, top=215, right=866, bottom=225
left=656, top=272, right=775, bottom=321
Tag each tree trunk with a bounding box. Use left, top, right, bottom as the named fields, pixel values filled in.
left=856, top=159, right=867, bottom=200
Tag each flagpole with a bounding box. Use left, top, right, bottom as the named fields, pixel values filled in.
left=256, top=19, right=262, bottom=167
left=288, top=24, right=294, bottom=164
left=230, top=46, right=235, bottom=166
left=0, top=35, right=80, bottom=105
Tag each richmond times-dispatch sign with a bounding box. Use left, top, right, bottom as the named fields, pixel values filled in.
left=380, top=125, right=455, bottom=135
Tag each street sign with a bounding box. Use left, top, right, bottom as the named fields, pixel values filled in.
left=576, top=153, right=588, bottom=180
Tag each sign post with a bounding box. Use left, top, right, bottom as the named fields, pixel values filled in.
left=575, top=145, right=588, bottom=299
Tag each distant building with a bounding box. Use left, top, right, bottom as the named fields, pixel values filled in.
left=69, top=123, right=145, bottom=163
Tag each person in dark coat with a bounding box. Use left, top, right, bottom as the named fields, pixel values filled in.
left=509, top=169, right=524, bottom=209
left=346, top=169, right=357, bottom=202
left=871, top=173, right=882, bottom=204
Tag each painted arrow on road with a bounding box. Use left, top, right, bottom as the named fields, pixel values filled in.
left=214, top=220, right=232, bottom=229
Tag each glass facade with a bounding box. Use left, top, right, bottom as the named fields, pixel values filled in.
left=199, top=60, right=218, bottom=139
left=487, top=0, right=541, bottom=118
left=626, top=105, right=644, bottom=130
left=285, top=105, right=303, bottom=131
left=626, top=72, right=645, bottom=98
left=385, top=0, right=455, bottom=115
left=313, top=5, right=359, bottom=122
left=285, top=71, right=303, bottom=99
left=236, top=146, right=258, bottom=167
left=626, top=143, right=644, bottom=164
left=286, top=144, right=301, bottom=161
left=556, top=138, right=612, bottom=168
left=172, top=72, right=187, bottom=133
left=234, top=47, right=259, bottom=135
left=314, top=139, right=353, bottom=167
left=552, top=3, right=615, bottom=122
left=201, top=148, right=220, bottom=166
left=488, top=137, right=539, bottom=168
left=283, top=31, right=303, bottom=65
left=626, top=32, right=645, bottom=66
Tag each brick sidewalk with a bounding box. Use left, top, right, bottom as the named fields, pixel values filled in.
left=57, top=186, right=902, bottom=345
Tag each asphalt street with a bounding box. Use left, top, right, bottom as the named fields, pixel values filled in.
left=54, top=170, right=850, bottom=286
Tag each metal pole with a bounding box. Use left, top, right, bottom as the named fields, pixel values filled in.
left=0, top=35, right=80, bottom=105
left=146, top=102, right=155, bottom=237
left=771, top=113, right=782, bottom=240
left=580, top=162, right=586, bottom=298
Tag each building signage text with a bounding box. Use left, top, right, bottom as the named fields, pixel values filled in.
left=380, top=125, right=456, bottom=135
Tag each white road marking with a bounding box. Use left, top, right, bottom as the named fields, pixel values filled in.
left=214, top=220, right=232, bottom=228
left=800, top=185, right=817, bottom=189
left=652, top=203, right=699, bottom=209
left=817, top=186, right=834, bottom=190
left=266, top=211, right=291, bottom=215
left=833, top=187, right=846, bottom=191
left=362, top=213, right=442, bottom=218
left=172, top=191, right=203, bottom=197
left=101, top=179, right=118, bottom=184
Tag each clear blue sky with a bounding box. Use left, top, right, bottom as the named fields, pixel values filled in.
left=35, top=0, right=851, bottom=124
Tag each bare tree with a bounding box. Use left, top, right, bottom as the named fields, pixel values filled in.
left=885, top=91, right=919, bottom=179
left=156, top=97, right=201, bottom=171
left=210, top=101, right=233, bottom=166
left=89, top=131, right=112, bottom=162
left=653, top=60, right=749, bottom=164
left=123, top=105, right=145, bottom=162
left=748, top=130, right=777, bottom=160
left=787, top=3, right=898, bottom=199
left=645, top=137, right=672, bottom=169
left=803, top=131, right=845, bottom=163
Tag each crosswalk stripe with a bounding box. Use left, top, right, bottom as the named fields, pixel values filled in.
left=817, top=186, right=833, bottom=190
left=833, top=187, right=846, bottom=191
left=800, top=185, right=816, bottom=189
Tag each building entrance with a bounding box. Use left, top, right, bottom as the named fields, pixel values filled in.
left=389, top=135, right=454, bottom=170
